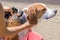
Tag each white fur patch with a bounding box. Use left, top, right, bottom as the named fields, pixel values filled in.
left=43, top=8, right=56, bottom=19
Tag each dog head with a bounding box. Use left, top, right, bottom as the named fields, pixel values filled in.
left=4, top=7, right=18, bottom=19
left=4, top=7, right=22, bottom=27
left=23, top=3, right=57, bottom=25
left=4, top=7, right=27, bottom=27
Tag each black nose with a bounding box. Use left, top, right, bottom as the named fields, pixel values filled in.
left=54, top=9, right=57, bottom=14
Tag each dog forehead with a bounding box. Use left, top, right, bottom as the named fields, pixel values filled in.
left=22, top=3, right=47, bottom=16
left=29, top=3, right=46, bottom=8
left=28, top=3, right=47, bottom=11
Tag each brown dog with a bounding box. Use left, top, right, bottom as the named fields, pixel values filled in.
left=0, top=3, right=57, bottom=40
left=23, top=3, right=57, bottom=24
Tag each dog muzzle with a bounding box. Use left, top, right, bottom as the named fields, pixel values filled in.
left=43, top=8, right=57, bottom=19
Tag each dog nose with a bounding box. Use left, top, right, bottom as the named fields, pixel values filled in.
left=54, top=9, right=57, bottom=14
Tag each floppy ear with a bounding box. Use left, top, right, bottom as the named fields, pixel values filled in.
left=0, top=3, right=8, bottom=37
left=0, top=3, right=6, bottom=29
left=27, top=8, right=38, bottom=25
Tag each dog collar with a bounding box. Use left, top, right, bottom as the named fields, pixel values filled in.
left=18, top=9, right=23, bottom=17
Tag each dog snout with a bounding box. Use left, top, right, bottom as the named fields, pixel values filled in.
left=54, top=9, right=57, bottom=14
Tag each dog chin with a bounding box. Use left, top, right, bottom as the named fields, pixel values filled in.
left=43, top=15, right=56, bottom=19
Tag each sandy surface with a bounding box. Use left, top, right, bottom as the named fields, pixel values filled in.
left=0, top=1, right=60, bottom=40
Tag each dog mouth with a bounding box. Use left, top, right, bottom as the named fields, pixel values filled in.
left=44, top=14, right=56, bottom=19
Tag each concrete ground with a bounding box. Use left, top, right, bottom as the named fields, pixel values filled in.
left=0, top=1, right=60, bottom=40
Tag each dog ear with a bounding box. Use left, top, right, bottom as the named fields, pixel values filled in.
left=0, top=2, right=6, bottom=28
left=27, top=8, right=38, bottom=25
left=27, top=14, right=38, bottom=25
left=0, top=2, right=8, bottom=37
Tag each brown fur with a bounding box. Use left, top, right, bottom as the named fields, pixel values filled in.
left=26, top=3, right=46, bottom=25
left=0, top=3, right=47, bottom=40
left=5, top=3, right=47, bottom=40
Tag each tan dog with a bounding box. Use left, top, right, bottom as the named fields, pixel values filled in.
left=23, top=3, right=57, bottom=25
left=0, top=3, right=57, bottom=40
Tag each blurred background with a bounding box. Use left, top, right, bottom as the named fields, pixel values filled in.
left=0, top=0, right=60, bottom=4
left=0, top=0, right=60, bottom=40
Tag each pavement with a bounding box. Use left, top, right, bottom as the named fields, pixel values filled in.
left=0, top=1, right=60, bottom=40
